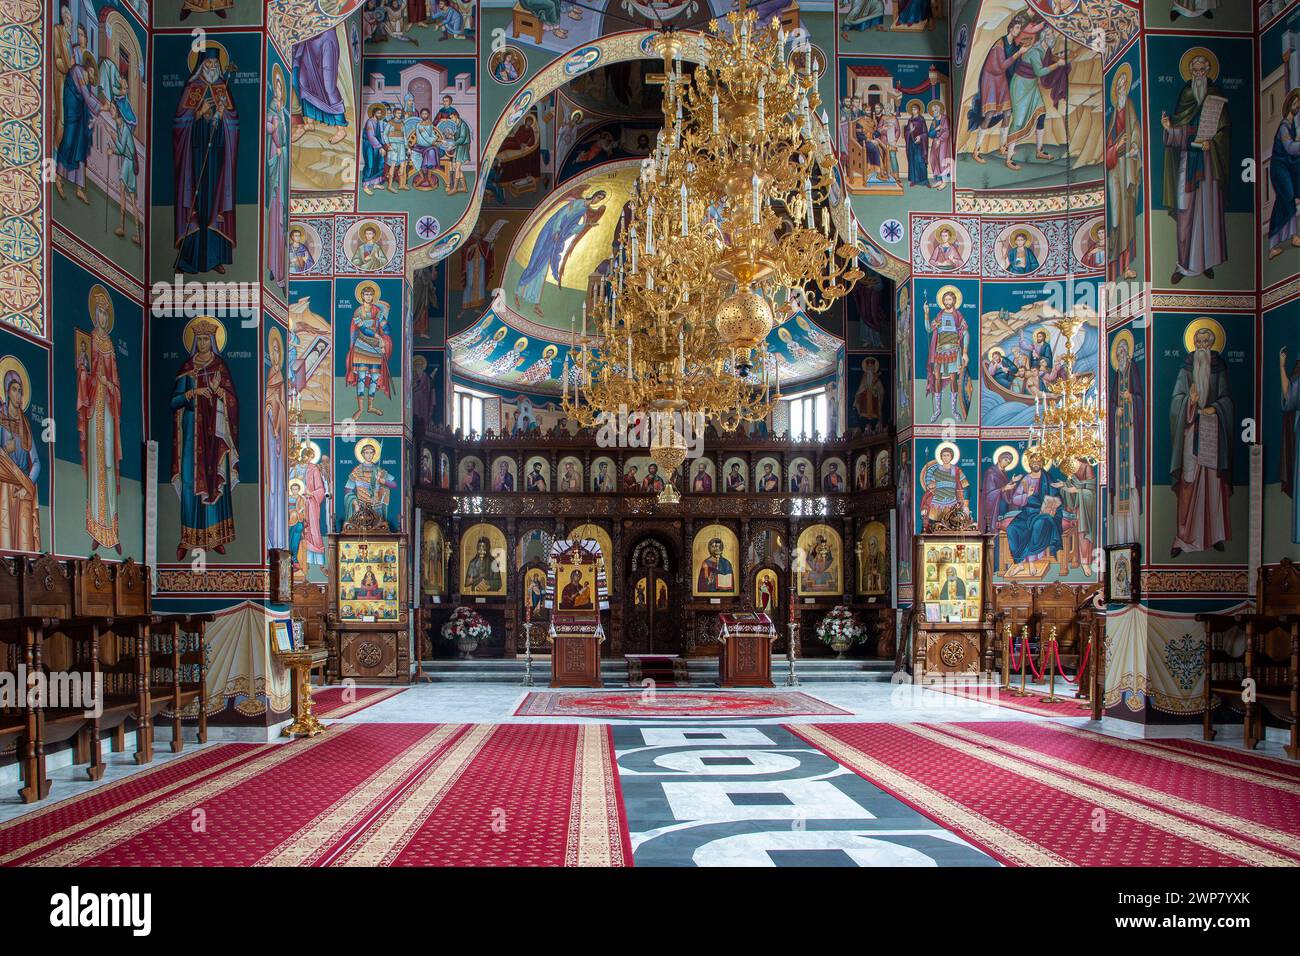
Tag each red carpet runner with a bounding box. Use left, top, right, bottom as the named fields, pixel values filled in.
left=791, top=722, right=1300, bottom=866
left=0, top=723, right=630, bottom=867
left=515, top=689, right=850, bottom=718
left=933, top=683, right=1091, bottom=718
left=312, top=686, right=407, bottom=719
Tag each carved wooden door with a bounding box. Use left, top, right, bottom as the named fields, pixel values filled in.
left=626, top=551, right=674, bottom=654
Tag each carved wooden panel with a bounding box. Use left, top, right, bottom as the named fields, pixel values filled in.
left=339, top=631, right=398, bottom=681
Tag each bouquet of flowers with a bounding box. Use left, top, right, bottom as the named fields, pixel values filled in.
left=441, top=606, right=492, bottom=648
left=815, top=605, right=864, bottom=653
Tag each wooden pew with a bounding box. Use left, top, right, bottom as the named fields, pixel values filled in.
left=0, top=555, right=56, bottom=802
left=292, top=580, right=332, bottom=684
left=150, top=614, right=211, bottom=751
left=1199, top=612, right=1279, bottom=751
left=20, top=555, right=106, bottom=785
left=1256, top=560, right=1300, bottom=759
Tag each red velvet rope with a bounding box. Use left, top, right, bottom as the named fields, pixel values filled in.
left=1025, top=635, right=1046, bottom=681
left=1052, top=638, right=1091, bottom=686
left=1006, top=632, right=1024, bottom=671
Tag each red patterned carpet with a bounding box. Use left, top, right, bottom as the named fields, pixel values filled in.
left=1143, top=738, right=1300, bottom=781
left=0, top=723, right=630, bottom=867
left=933, top=683, right=1092, bottom=718
left=514, top=689, right=851, bottom=718
left=792, top=721, right=1300, bottom=867
left=312, top=686, right=407, bottom=719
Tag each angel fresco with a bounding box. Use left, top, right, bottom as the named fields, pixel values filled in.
left=514, top=189, right=608, bottom=318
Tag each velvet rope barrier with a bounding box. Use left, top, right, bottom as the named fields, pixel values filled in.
left=1051, top=638, right=1090, bottom=687
left=1025, top=634, right=1046, bottom=682
left=1007, top=631, right=1024, bottom=672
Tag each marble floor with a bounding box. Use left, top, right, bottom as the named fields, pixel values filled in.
left=3, top=680, right=1295, bottom=866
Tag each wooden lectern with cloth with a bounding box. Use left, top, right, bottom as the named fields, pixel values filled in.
left=718, top=612, right=777, bottom=687
left=546, top=539, right=608, bottom=687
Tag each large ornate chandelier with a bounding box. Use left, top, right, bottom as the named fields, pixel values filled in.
left=560, top=4, right=861, bottom=467
left=1028, top=312, right=1103, bottom=467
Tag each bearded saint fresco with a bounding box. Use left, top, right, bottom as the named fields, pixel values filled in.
left=1169, top=320, right=1233, bottom=557
left=1161, top=51, right=1229, bottom=285
left=173, top=45, right=239, bottom=276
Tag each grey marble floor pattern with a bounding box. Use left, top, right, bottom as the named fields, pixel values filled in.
left=613, top=723, right=997, bottom=867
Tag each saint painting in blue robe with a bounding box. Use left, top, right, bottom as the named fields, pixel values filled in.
left=173, top=46, right=239, bottom=275
left=1000, top=452, right=1063, bottom=571
left=55, top=35, right=99, bottom=202
left=514, top=190, right=607, bottom=318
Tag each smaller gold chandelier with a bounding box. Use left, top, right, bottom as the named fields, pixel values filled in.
left=1029, top=312, right=1103, bottom=467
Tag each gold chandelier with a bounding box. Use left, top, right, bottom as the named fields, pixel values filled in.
left=560, top=4, right=862, bottom=458
left=1028, top=312, right=1103, bottom=467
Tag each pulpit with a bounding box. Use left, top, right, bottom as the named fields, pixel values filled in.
left=546, top=538, right=607, bottom=688
left=718, top=612, right=776, bottom=687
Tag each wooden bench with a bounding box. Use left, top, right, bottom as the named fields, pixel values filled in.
left=150, top=614, right=211, bottom=752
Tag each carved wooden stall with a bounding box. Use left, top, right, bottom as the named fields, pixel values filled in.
left=412, top=425, right=896, bottom=661
left=327, top=504, right=411, bottom=684
left=1200, top=559, right=1300, bottom=758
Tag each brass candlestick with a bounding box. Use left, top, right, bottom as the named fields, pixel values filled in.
left=279, top=650, right=326, bottom=738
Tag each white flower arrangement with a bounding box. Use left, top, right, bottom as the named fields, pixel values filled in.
left=815, top=605, right=864, bottom=647
left=442, top=606, right=492, bottom=644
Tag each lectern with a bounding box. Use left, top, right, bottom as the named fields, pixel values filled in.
left=546, top=538, right=607, bottom=688
left=718, top=612, right=777, bottom=687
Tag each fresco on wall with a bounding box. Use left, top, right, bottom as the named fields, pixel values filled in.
left=334, top=434, right=400, bottom=530
left=483, top=94, right=554, bottom=208
left=1149, top=312, right=1254, bottom=565
left=1105, top=43, right=1144, bottom=286
left=156, top=0, right=265, bottom=27
left=361, top=0, right=478, bottom=54
left=1145, top=33, right=1254, bottom=292
left=448, top=211, right=529, bottom=326
left=357, top=56, right=477, bottom=215
left=1263, top=300, right=1300, bottom=565
left=151, top=31, right=262, bottom=284
left=290, top=439, right=331, bottom=581
left=915, top=437, right=976, bottom=533
left=153, top=314, right=259, bottom=564
left=1106, top=322, right=1145, bottom=548
left=912, top=216, right=977, bottom=275
left=913, top=277, right=979, bottom=425
left=334, top=276, right=404, bottom=422
left=838, top=56, right=952, bottom=246
left=895, top=280, right=912, bottom=429
left=413, top=259, right=449, bottom=344
left=845, top=354, right=890, bottom=436
left=266, top=43, right=291, bottom=299
left=978, top=279, right=1098, bottom=428
left=51, top=253, right=143, bottom=560
left=954, top=2, right=1103, bottom=193
left=288, top=278, right=335, bottom=424
left=335, top=214, right=407, bottom=275
left=837, top=0, right=948, bottom=56
left=501, top=163, right=630, bottom=327
left=979, top=438, right=1097, bottom=583
left=0, top=331, right=51, bottom=554
left=52, top=0, right=148, bottom=280
left=1143, top=1, right=1252, bottom=35
left=413, top=350, right=444, bottom=433
left=264, top=322, right=289, bottom=554
left=1261, top=4, right=1300, bottom=291
left=291, top=20, right=361, bottom=192
left=896, top=443, right=912, bottom=583
left=479, top=0, right=728, bottom=59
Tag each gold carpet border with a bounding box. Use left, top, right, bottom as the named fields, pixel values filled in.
left=795, top=725, right=1070, bottom=867
left=906, top=725, right=1296, bottom=867
left=0, top=744, right=275, bottom=866
left=331, top=724, right=498, bottom=867
left=933, top=723, right=1300, bottom=858
left=257, top=724, right=466, bottom=867
left=25, top=727, right=353, bottom=867
left=318, top=687, right=406, bottom=720
left=0, top=742, right=262, bottom=837
left=1033, top=722, right=1300, bottom=796
left=566, top=725, right=627, bottom=867
left=1145, top=740, right=1300, bottom=782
